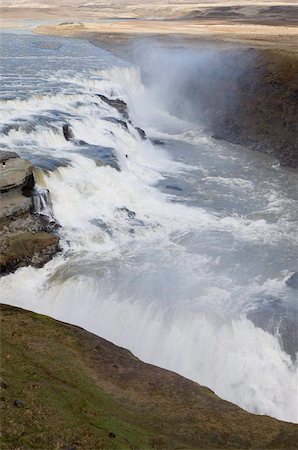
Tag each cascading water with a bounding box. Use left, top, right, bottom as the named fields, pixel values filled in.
left=32, top=187, right=58, bottom=229
left=1, top=31, right=297, bottom=423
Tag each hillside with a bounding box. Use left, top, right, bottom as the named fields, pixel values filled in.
left=1, top=304, right=298, bottom=449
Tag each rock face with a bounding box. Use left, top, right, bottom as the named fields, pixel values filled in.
left=1, top=303, right=298, bottom=450
left=190, top=49, right=298, bottom=168
left=0, top=151, right=34, bottom=219
left=0, top=151, right=60, bottom=275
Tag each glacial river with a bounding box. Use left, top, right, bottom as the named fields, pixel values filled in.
left=1, top=31, right=297, bottom=423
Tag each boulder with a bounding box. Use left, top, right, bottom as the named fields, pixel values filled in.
left=62, top=124, right=74, bottom=141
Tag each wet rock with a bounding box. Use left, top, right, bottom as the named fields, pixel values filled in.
left=62, top=124, right=74, bottom=141
left=165, top=185, right=183, bottom=192
left=96, top=94, right=128, bottom=119
left=78, top=143, right=120, bottom=171
left=14, top=400, right=25, bottom=408
left=286, top=272, right=298, bottom=289
left=118, top=207, right=136, bottom=218
left=75, top=139, right=89, bottom=146
left=135, top=127, right=146, bottom=140
left=117, top=207, right=144, bottom=228
left=152, top=139, right=165, bottom=146
left=31, top=156, right=71, bottom=172
left=0, top=150, right=60, bottom=276
left=102, top=117, right=129, bottom=131
left=1, top=122, right=37, bottom=136
left=89, top=218, right=112, bottom=236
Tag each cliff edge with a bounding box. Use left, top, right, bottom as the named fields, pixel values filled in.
left=1, top=304, right=298, bottom=449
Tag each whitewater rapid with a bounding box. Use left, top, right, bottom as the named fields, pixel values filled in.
left=1, top=32, right=297, bottom=423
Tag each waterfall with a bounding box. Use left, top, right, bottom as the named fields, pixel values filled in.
left=33, top=187, right=59, bottom=229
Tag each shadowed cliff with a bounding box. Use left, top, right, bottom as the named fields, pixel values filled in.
left=122, top=43, right=298, bottom=168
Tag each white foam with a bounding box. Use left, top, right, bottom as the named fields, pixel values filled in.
left=1, top=40, right=297, bottom=425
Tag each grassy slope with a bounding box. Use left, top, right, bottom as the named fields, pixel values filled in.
left=1, top=304, right=298, bottom=450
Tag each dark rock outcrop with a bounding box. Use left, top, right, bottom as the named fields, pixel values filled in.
left=135, top=126, right=146, bottom=139
left=96, top=94, right=129, bottom=119
left=0, top=151, right=60, bottom=275
left=62, top=124, right=74, bottom=141
left=152, top=139, right=165, bottom=146
left=102, top=116, right=129, bottom=131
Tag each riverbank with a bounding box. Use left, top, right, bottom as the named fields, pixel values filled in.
left=33, top=20, right=298, bottom=54
left=1, top=303, right=298, bottom=449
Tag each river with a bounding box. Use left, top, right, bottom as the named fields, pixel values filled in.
left=1, top=31, right=297, bottom=423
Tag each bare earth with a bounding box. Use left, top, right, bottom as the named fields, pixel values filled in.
left=1, top=0, right=298, bottom=52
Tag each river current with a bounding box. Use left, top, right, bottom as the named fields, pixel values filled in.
left=1, top=31, right=297, bottom=423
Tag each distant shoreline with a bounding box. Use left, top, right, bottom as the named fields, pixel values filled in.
left=31, top=22, right=298, bottom=169
left=1, top=4, right=297, bottom=167
left=31, top=20, right=298, bottom=54
left=1, top=1, right=298, bottom=53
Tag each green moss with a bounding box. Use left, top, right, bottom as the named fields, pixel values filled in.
left=0, top=309, right=152, bottom=449
left=1, top=304, right=298, bottom=450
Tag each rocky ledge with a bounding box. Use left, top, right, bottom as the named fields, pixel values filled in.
left=1, top=303, right=298, bottom=450
left=0, top=151, right=60, bottom=275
